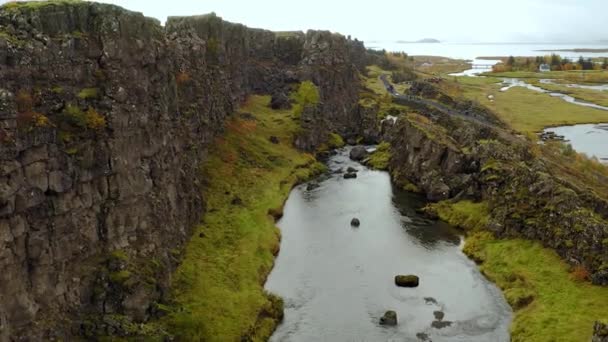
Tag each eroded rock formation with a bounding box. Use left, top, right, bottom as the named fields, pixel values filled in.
left=0, top=2, right=369, bottom=339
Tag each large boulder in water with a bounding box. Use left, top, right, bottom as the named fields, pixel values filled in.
left=349, top=146, right=368, bottom=161
left=379, top=310, right=398, bottom=326
left=395, top=275, right=419, bottom=287
left=351, top=218, right=360, bottom=227
left=344, top=172, right=357, bottom=179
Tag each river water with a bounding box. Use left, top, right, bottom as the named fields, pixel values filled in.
left=266, top=147, right=512, bottom=342
left=543, top=124, right=608, bottom=162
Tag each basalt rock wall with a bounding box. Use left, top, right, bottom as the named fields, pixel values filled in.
left=0, top=2, right=367, bottom=339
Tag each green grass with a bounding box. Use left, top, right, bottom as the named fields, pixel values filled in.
left=482, top=70, right=608, bottom=83
left=465, top=232, right=608, bottom=342
left=163, top=95, right=324, bottom=341
left=1, top=0, right=84, bottom=10
left=459, top=80, right=608, bottom=132
left=528, top=80, right=608, bottom=107
left=432, top=200, right=608, bottom=341
left=327, top=132, right=345, bottom=149
left=367, top=142, right=391, bottom=170
left=430, top=200, right=490, bottom=231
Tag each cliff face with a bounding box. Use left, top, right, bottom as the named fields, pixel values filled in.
left=384, top=97, right=608, bottom=286
left=0, top=2, right=367, bottom=339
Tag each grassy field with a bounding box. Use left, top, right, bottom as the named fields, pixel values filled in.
left=528, top=80, right=608, bottom=107
left=164, top=95, right=325, bottom=341
left=411, top=55, right=470, bottom=76
left=482, top=70, right=608, bottom=83
left=433, top=201, right=608, bottom=342
left=456, top=77, right=608, bottom=132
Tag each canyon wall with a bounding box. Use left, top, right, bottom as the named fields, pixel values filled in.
left=0, top=2, right=368, bottom=339
left=383, top=85, right=608, bottom=286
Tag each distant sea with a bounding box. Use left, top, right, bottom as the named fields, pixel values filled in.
left=367, top=42, right=608, bottom=60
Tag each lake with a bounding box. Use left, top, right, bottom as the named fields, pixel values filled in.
left=369, top=42, right=608, bottom=60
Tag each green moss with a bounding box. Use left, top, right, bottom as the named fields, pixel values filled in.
left=292, top=81, right=319, bottom=119
left=51, top=86, right=64, bottom=94
left=2, top=0, right=84, bottom=10
left=161, top=95, right=323, bottom=341
left=367, top=142, right=391, bottom=170
left=109, top=270, right=132, bottom=284
left=327, top=133, right=345, bottom=149
left=430, top=200, right=490, bottom=231
left=464, top=232, right=608, bottom=342
left=77, top=87, right=98, bottom=99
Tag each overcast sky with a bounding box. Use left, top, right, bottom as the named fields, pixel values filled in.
left=4, top=0, right=606, bottom=43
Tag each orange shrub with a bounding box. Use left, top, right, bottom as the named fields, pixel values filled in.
left=571, top=265, right=590, bottom=282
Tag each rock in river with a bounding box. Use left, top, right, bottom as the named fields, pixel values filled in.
left=347, top=166, right=358, bottom=173
left=349, top=146, right=368, bottom=161
left=344, top=172, right=357, bottom=179
left=379, top=310, right=398, bottom=326
left=395, top=275, right=419, bottom=287
left=351, top=218, right=360, bottom=227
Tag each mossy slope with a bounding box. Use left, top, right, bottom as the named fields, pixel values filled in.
left=164, top=95, right=324, bottom=341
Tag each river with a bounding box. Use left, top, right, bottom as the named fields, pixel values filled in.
left=543, top=124, right=608, bottom=162
left=265, top=147, right=512, bottom=342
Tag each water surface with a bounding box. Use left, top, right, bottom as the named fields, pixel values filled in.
left=266, top=148, right=512, bottom=341
left=544, top=124, right=608, bottom=162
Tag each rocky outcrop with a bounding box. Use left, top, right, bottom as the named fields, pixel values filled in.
left=0, top=2, right=368, bottom=339
left=593, top=321, right=608, bottom=342
left=384, top=99, right=608, bottom=285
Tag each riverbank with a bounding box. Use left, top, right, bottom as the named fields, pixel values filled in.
left=162, top=95, right=325, bottom=341
left=365, top=60, right=608, bottom=340
left=430, top=201, right=608, bottom=342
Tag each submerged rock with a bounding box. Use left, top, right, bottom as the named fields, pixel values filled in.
left=416, top=332, right=431, bottom=341
left=379, top=310, right=398, bottom=326
left=431, top=320, right=452, bottom=329
left=433, top=311, right=444, bottom=320
left=349, top=146, right=368, bottom=161
left=344, top=172, right=357, bottom=179
left=395, top=275, right=419, bottom=287
left=306, top=182, right=319, bottom=191
left=351, top=218, right=360, bottom=227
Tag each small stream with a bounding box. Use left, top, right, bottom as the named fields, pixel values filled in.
left=265, top=147, right=512, bottom=342
left=540, top=79, right=608, bottom=91
left=499, top=78, right=608, bottom=111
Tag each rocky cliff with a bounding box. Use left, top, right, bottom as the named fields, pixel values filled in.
left=0, top=2, right=368, bottom=339
left=383, top=87, right=608, bottom=286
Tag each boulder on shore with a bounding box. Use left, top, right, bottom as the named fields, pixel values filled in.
left=351, top=218, right=360, bottom=227
left=344, top=172, right=357, bottom=179
left=349, top=146, right=368, bottom=161
left=379, top=310, right=398, bottom=326
left=395, top=275, right=419, bottom=287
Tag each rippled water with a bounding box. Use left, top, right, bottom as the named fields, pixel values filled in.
left=544, top=124, right=608, bottom=162
left=265, top=147, right=512, bottom=342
